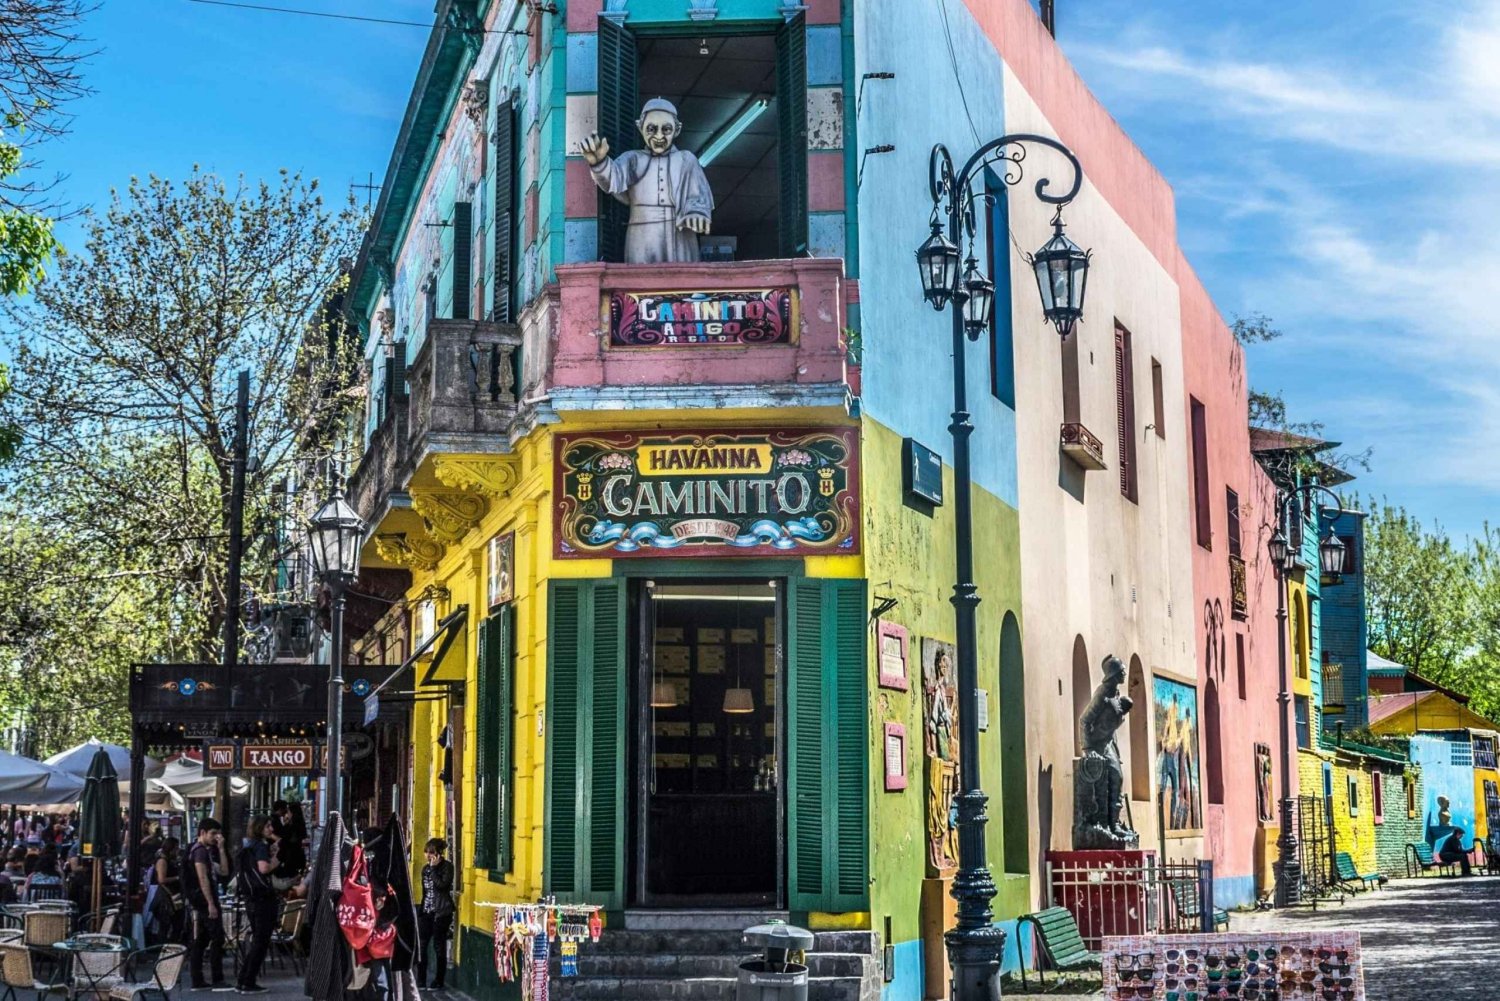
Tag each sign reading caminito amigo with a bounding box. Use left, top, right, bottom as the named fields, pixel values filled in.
left=556, top=428, right=859, bottom=558
left=240, top=743, right=313, bottom=772
left=606, top=288, right=796, bottom=347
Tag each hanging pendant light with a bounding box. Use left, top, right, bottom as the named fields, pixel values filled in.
left=723, top=583, right=755, bottom=713
left=651, top=680, right=678, bottom=708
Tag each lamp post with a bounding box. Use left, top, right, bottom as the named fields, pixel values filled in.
left=1267, top=484, right=1346, bottom=908
left=916, top=138, right=1088, bottom=1000
left=307, top=490, right=367, bottom=826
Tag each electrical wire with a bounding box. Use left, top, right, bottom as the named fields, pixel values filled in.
left=936, top=0, right=980, bottom=144
left=185, top=0, right=530, bottom=34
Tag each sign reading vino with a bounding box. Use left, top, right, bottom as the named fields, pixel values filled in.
left=555, top=428, right=859, bottom=558
left=606, top=288, right=797, bottom=347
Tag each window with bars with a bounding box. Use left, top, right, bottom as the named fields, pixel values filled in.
left=1114, top=324, right=1138, bottom=503
left=1473, top=735, right=1497, bottom=769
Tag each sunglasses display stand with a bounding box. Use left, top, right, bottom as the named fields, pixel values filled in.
left=1101, top=930, right=1364, bottom=1001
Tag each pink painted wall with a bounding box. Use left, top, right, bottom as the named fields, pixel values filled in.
left=549, top=258, right=855, bottom=391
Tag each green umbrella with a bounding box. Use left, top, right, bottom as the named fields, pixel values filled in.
left=78, top=747, right=120, bottom=926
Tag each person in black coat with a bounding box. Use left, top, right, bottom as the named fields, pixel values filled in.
left=416, top=839, right=455, bottom=991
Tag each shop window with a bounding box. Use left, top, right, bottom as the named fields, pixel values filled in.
left=597, top=16, right=808, bottom=263
left=1115, top=324, right=1138, bottom=503
left=1190, top=397, right=1210, bottom=547
left=1372, top=769, right=1384, bottom=824
left=1205, top=679, right=1224, bottom=805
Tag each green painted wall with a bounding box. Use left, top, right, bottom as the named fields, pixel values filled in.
left=859, top=418, right=1026, bottom=948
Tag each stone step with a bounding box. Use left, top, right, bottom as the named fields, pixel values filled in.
left=623, top=909, right=789, bottom=932
left=550, top=974, right=870, bottom=1001
left=584, top=928, right=877, bottom=955
left=550, top=949, right=875, bottom=979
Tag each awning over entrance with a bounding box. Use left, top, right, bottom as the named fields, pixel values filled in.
left=366, top=605, right=469, bottom=699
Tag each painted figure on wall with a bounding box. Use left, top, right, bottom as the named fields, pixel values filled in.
left=579, top=98, right=715, bottom=264
left=921, top=638, right=959, bottom=873
left=1154, top=676, right=1203, bottom=834
left=1072, top=655, right=1139, bottom=850
left=1255, top=743, right=1275, bottom=823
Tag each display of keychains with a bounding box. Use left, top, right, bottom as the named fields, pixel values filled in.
left=484, top=897, right=605, bottom=992
left=1100, top=931, right=1365, bottom=1001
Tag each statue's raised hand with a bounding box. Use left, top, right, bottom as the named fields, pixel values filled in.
left=679, top=214, right=710, bottom=235
left=579, top=133, right=610, bottom=167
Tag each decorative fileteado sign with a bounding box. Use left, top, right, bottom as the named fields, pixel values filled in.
left=605, top=288, right=798, bottom=347
left=555, top=427, right=859, bottom=558
left=241, top=743, right=314, bottom=772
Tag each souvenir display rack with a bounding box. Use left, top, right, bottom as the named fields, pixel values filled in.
left=1101, top=930, right=1364, bottom=1001
left=480, top=898, right=604, bottom=1000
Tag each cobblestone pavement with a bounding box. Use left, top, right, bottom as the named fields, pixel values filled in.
left=1229, top=874, right=1500, bottom=1000
left=1004, top=875, right=1500, bottom=1000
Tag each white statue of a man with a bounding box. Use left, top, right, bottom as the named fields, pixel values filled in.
left=578, top=97, right=715, bottom=264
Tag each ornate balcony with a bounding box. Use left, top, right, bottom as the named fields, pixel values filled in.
left=1060, top=422, right=1107, bottom=470
left=1229, top=554, right=1248, bottom=620
left=348, top=317, right=522, bottom=530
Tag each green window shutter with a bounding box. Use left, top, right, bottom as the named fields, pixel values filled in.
left=595, top=16, right=637, bottom=264
left=473, top=616, right=493, bottom=869
left=451, top=201, right=473, bottom=320
left=492, top=101, right=517, bottom=323
left=776, top=12, right=809, bottom=258
left=788, top=578, right=868, bottom=912
left=545, top=579, right=625, bottom=907
left=495, top=605, right=516, bottom=874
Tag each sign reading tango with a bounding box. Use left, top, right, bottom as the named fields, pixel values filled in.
left=606, top=288, right=797, bottom=347
left=555, top=428, right=859, bottom=558
left=241, top=743, right=314, bottom=772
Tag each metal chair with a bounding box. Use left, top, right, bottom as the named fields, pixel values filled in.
left=106, top=945, right=186, bottom=1001
left=269, top=899, right=306, bottom=975
left=70, top=935, right=130, bottom=997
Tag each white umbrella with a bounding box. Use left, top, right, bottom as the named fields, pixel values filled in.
left=45, top=739, right=163, bottom=780
left=149, top=756, right=246, bottom=803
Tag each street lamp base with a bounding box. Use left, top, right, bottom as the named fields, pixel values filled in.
left=945, top=924, right=1006, bottom=1001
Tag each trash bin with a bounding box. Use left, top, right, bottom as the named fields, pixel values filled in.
left=737, top=921, right=813, bottom=1001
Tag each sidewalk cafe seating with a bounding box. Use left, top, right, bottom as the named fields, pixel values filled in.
left=0, top=941, right=68, bottom=1001
left=69, top=934, right=131, bottom=997
left=1167, top=878, right=1230, bottom=931
left=269, top=899, right=306, bottom=976
left=1333, top=851, right=1381, bottom=893
left=1404, top=841, right=1456, bottom=878
left=1015, top=906, right=1099, bottom=991
left=106, top=945, right=186, bottom=1001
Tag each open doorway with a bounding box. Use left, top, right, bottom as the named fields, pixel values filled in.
left=596, top=16, right=807, bottom=263
left=631, top=579, right=781, bottom=907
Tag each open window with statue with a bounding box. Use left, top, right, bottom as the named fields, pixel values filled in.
left=585, top=15, right=808, bottom=263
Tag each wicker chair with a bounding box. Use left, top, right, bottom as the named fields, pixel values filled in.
left=0, top=941, right=68, bottom=1001
left=70, top=934, right=130, bottom=996
left=107, top=945, right=187, bottom=1001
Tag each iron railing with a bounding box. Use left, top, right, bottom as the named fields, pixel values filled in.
left=1046, top=856, right=1216, bottom=951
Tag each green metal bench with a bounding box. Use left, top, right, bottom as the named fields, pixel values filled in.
left=1333, top=851, right=1381, bottom=892
left=1167, top=878, right=1230, bottom=931
left=1016, top=906, right=1098, bottom=991
left=1405, top=841, right=1455, bottom=878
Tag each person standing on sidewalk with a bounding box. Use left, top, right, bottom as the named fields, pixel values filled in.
left=186, top=819, right=230, bottom=990
left=416, top=838, right=454, bottom=991
left=234, top=817, right=278, bottom=994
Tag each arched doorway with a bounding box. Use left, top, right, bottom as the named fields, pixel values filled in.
left=999, top=612, right=1028, bottom=875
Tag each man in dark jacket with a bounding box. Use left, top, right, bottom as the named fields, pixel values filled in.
left=416, top=839, right=455, bottom=990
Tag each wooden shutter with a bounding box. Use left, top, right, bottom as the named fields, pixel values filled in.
left=787, top=577, right=868, bottom=912
left=1115, top=326, right=1137, bottom=501
left=544, top=579, right=625, bottom=907
left=1190, top=397, right=1211, bottom=547
left=595, top=17, right=637, bottom=264
left=473, top=615, right=493, bottom=869
left=495, top=605, right=515, bottom=873
left=451, top=202, right=472, bottom=320
left=493, top=100, right=516, bottom=323
left=776, top=12, right=809, bottom=257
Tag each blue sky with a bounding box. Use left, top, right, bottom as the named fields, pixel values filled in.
left=31, top=1, right=1493, bottom=538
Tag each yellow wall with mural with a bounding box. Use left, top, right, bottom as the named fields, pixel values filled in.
left=382, top=407, right=862, bottom=955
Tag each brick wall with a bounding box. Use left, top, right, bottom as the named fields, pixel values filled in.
left=1374, top=767, right=1424, bottom=877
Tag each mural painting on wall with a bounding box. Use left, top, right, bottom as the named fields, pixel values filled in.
left=1153, top=674, right=1203, bottom=834
left=921, top=638, right=959, bottom=874
left=554, top=428, right=859, bottom=558
left=1255, top=742, right=1275, bottom=823
left=606, top=288, right=797, bottom=347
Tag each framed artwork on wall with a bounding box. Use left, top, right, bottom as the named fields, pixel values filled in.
left=876, top=620, right=909, bottom=691
left=1153, top=673, right=1203, bottom=837
left=883, top=723, right=907, bottom=791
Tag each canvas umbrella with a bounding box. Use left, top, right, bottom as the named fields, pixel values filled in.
left=46, top=739, right=163, bottom=781
left=78, top=747, right=121, bottom=926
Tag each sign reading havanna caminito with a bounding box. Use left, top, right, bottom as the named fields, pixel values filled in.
left=606, top=288, right=797, bottom=347
left=555, top=428, right=859, bottom=558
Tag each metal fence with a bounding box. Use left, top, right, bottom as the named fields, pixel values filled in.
left=1046, top=856, right=1217, bottom=952
left=1296, top=794, right=1340, bottom=904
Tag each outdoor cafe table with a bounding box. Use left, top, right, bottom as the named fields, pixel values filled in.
left=50, top=938, right=131, bottom=1000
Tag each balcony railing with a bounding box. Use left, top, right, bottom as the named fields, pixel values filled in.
left=1228, top=553, right=1248, bottom=619
left=348, top=317, right=521, bottom=524
left=1060, top=422, right=1107, bottom=470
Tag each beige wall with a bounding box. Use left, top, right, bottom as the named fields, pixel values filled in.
left=1000, top=67, right=1203, bottom=889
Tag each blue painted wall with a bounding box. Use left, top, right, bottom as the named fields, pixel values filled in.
left=1411, top=732, right=1477, bottom=851
left=1319, top=509, right=1367, bottom=728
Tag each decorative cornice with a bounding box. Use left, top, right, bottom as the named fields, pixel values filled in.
left=462, top=80, right=489, bottom=127
left=432, top=456, right=522, bottom=499
left=410, top=488, right=490, bottom=544
left=373, top=533, right=446, bottom=572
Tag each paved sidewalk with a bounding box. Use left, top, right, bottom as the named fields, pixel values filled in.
left=195, top=967, right=471, bottom=1001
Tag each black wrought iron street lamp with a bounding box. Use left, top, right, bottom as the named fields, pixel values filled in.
left=916, top=137, right=1087, bottom=1001
left=1268, top=483, right=1345, bottom=908
left=307, top=490, right=366, bottom=826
